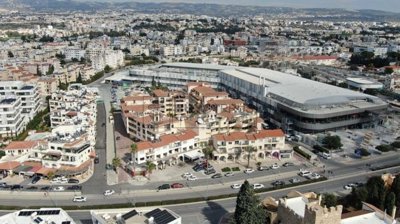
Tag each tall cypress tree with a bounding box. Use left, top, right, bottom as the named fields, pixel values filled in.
left=234, top=180, right=266, bottom=224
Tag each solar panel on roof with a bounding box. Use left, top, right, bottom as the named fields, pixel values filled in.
left=61, top=221, right=71, bottom=224
left=121, top=209, right=138, bottom=220
left=145, top=208, right=161, bottom=218
left=154, top=210, right=176, bottom=224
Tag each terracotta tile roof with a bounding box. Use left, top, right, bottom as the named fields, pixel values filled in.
left=0, top=161, right=20, bottom=170
left=136, top=130, right=198, bottom=151
left=193, top=86, right=216, bottom=94
left=202, top=91, right=229, bottom=97
left=3, top=141, right=39, bottom=151
left=122, top=95, right=152, bottom=102
left=186, top=82, right=209, bottom=87
left=153, top=89, right=169, bottom=97
left=36, top=167, right=56, bottom=175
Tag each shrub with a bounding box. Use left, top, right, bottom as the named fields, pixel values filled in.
left=221, top=167, right=231, bottom=172
left=356, top=148, right=371, bottom=157
left=293, top=146, right=311, bottom=160
left=313, top=145, right=329, bottom=153
left=375, top=144, right=394, bottom=152
left=390, top=141, right=400, bottom=149
left=232, top=167, right=240, bottom=172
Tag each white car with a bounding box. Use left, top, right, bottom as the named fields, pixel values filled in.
left=231, top=184, right=242, bottom=189
left=344, top=183, right=357, bottom=190
left=104, top=189, right=115, bottom=196
left=252, top=183, right=265, bottom=189
left=59, top=179, right=68, bottom=184
left=289, top=178, right=301, bottom=183
left=225, top=172, right=234, bottom=177
left=309, top=173, right=321, bottom=180
left=181, top=173, right=193, bottom=178
left=52, top=186, right=65, bottom=191
left=73, top=196, right=87, bottom=202
left=187, top=175, right=198, bottom=181
left=244, top=168, right=255, bottom=174
left=299, top=170, right=312, bottom=177
left=271, top=164, right=280, bottom=169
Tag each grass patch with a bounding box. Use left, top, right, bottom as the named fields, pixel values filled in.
left=232, top=167, right=240, bottom=172
left=221, top=167, right=231, bottom=172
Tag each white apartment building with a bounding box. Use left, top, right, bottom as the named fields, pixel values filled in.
left=0, top=81, right=41, bottom=122
left=29, top=125, right=95, bottom=169
left=152, top=89, right=189, bottom=116
left=130, top=45, right=150, bottom=56
left=37, top=77, right=58, bottom=97
left=161, top=45, right=184, bottom=57
left=91, top=49, right=124, bottom=71
left=211, top=129, right=289, bottom=161
left=64, top=47, right=86, bottom=60
left=0, top=97, right=24, bottom=138
left=135, top=129, right=198, bottom=164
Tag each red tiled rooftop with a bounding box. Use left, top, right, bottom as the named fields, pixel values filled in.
left=3, top=141, right=39, bottom=151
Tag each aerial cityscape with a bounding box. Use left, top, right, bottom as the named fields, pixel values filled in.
left=1, top=0, right=400, bottom=223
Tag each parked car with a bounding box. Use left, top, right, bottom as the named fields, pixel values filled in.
left=343, top=183, right=357, bottom=190
left=94, top=157, right=100, bottom=164
left=252, top=183, right=265, bottom=189
left=298, top=170, right=312, bottom=177
left=271, top=180, right=285, bottom=187
left=187, top=175, right=198, bottom=181
left=31, top=176, right=41, bottom=184
left=231, top=184, right=242, bottom=189
left=11, top=185, right=23, bottom=190
left=26, top=186, right=38, bottom=191
left=270, top=163, right=280, bottom=169
left=67, top=185, right=82, bottom=191
left=283, top=162, right=294, bottom=167
left=73, top=196, right=87, bottom=202
left=158, top=184, right=171, bottom=190
left=204, top=169, right=216, bottom=175
left=68, top=179, right=79, bottom=184
left=309, top=173, right=321, bottom=180
left=258, top=166, right=270, bottom=171
left=289, top=178, right=301, bottom=184
left=244, top=168, right=255, bottom=174
left=52, top=186, right=65, bottom=191
left=211, top=173, right=222, bottom=179
left=224, top=172, right=234, bottom=177
left=181, top=173, right=193, bottom=178
left=0, top=182, right=7, bottom=187
left=59, top=179, right=68, bottom=184
left=104, top=189, right=116, bottom=196
left=41, top=186, right=51, bottom=191
left=171, top=183, right=184, bottom=189
left=105, top=164, right=113, bottom=170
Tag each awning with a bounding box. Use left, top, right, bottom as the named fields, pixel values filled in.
left=0, top=161, right=20, bottom=170
left=36, top=167, right=56, bottom=176
left=57, top=159, right=91, bottom=176
left=25, top=166, right=42, bottom=176
left=13, top=165, right=32, bottom=173
left=183, top=150, right=204, bottom=160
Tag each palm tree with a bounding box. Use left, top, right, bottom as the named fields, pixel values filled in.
left=130, top=143, right=137, bottom=166
left=47, top=171, right=55, bottom=180
left=112, top=157, right=121, bottom=173
left=202, top=146, right=214, bottom=170
left=244, top=146, right=256, bottom=168
left=145, top=160, right=156, bottom=180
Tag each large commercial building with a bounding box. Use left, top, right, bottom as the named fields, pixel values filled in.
left=107, top=63, right=388, bottom=133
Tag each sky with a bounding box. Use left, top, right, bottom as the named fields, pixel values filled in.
left=93, top=0, right=400, bottom=13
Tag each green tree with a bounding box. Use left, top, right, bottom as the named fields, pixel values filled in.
left=36, top=65, right=42, bottom=76
left=391, top=175, right=400, bottom=207
left=366, top=176, right=386, bottom=209
left=234, top=180, right=266, bottom=224
left=151, top=76, right=156, bottom=87
left=202, top=146, right=214, bottom=170
left=8, top=51, right=14, bottom=58
left=351, top=186, right=368, bottom=209
left=47, top=171, right=55, bottom=180
left=385, top=67, right=394, bottom=74
left=322, top=193, right=337, bottom=208
left=322, top=135, right=342, bottom=150
left=385, top=192, right=396, bottom=216
left=76, top=72, right=83, bottom=83
left=104, top=65, right=112, bottom=73
left=112, top=157, right=121, bottom=173
left=130, top=143, right=137, bottom=166
left=145, top=160, right=156, bottom=179
left=46, top=65, right=54, bottom=75
left=0, top=151, right=5, bottom=159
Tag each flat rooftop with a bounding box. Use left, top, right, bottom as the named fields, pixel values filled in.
left=341, top=212, right=391, bottom=224
left=285, top=197, right=308, bottom=218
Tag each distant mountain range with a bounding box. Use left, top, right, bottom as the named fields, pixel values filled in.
left=2, top=0, right=400, bottom=21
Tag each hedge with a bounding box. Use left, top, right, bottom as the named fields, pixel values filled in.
left=232, top=167, right=240, bottom=172
left=375, top=144, right=394, bottom=152
left=293, top=146, right=311, bottom=160
left=391, top=141, right=400, bottom=149
left=313, top=145, right=329, bottom=153
left=221, top=167, right=231, bottom=172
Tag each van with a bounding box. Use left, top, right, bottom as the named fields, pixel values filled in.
left=322, top=152, right=331, bottom=159
left=298, top=170, right=312, bottom=177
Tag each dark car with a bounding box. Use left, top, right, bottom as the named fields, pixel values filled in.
left=105, top=164, right=113, bottom=170
left=271, top=180, right=285, bottom=187
left=204, top=169, right=216, bottom=175
left=41, top=186, right=51, bottom=191
left=26, top=186, right=38, bottom=191
left=158, top=184, right=171, bottom=190
left=68, top=179, right=79, bottom=184
left=67, top=185, right=82, bottom=191
left=171, top=183, right=184, bottom=189
left=94, top=157, right=100, bottom=164
left=31, top=176, right=41, bottom=184
left=211, top=173, right=222, bottom=179
left=11, top=185, right=23, bottom=190
left=283, top=162, right=294, bottom=167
